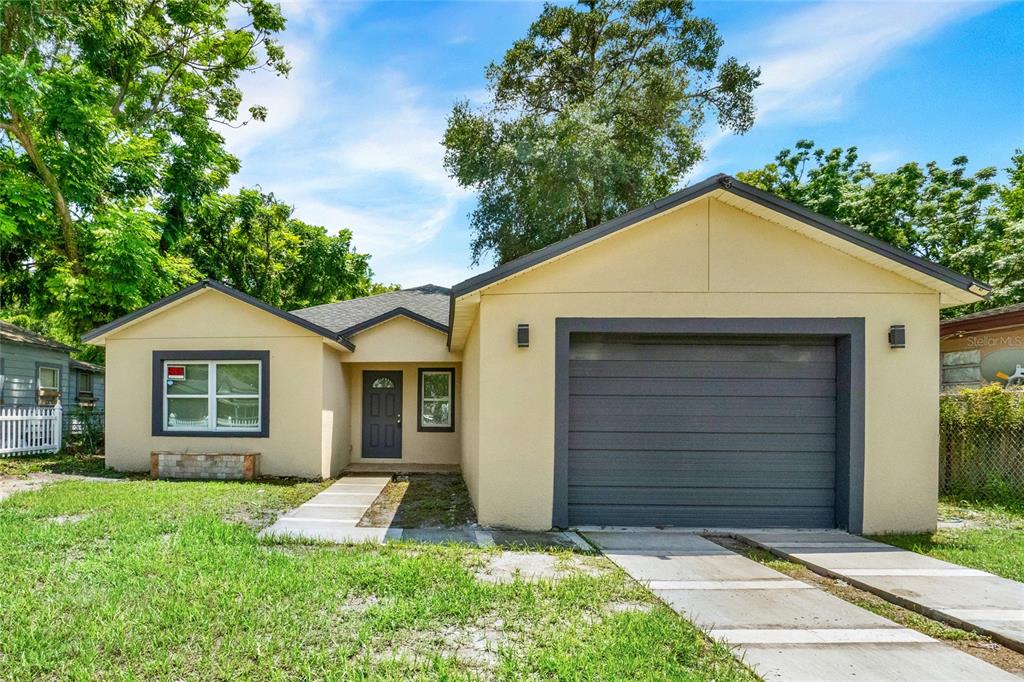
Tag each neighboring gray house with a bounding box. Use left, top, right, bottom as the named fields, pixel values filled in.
left=0, top=320, right=105, bottom=411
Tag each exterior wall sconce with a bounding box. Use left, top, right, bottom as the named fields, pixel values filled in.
left=888, top=324, right=906, bottom=349
left=517, top=324, right=530, bottom=348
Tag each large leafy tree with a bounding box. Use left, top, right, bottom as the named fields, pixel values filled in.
left=738, top=140, right=1023, bottom=312
left=179, top=190, right=394, bottom=310
left=444, top=0, right=760, bottom=264
left=0, top=0, right=289, bottom=340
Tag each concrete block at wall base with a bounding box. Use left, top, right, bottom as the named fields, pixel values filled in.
left=150, top=452, right=261, bottom=481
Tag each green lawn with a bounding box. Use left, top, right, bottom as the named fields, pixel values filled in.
left=876, top=498, right=1024, bottom=582
left=0, top=460, right=754, bottom=681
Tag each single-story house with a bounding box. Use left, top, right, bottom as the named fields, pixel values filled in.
left=940, top=303, right=1024, bottom=392
left=0, top=320, right=105, bottom=410
left=84, top=174, right=989, bottom=534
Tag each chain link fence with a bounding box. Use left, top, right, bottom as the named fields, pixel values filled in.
left=62, top=408, right=104, bottom=455
left=940, top=388, right=1024, bottom=502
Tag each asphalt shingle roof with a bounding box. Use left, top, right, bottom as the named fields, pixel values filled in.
left=291, top=284, right=451, bottom=335
left=0, top=320, right=75, bottom=352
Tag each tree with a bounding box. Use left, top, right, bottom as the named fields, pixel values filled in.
left=443, top=0, right=760, bottom=265
left=178, top=190, right=392, bottom=310
left=738, top=140, right=1023, bottom=312
left=0, top=0, right=289, bottom=340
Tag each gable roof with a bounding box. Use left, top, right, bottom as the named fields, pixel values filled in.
left=451, top=174, right=991, bottom=301
left=941, top=302, right=1024, bottom=336
left=82, top=279, right=355, bottom=351
left=447, top=174, right=991, bottom=346
left=292, top=285, right=450, bottom=336
left=0, top=320, right=74, bottom=353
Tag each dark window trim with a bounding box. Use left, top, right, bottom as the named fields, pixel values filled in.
left=76, top=369, right=95, bottom=398
left=151, top=350, right=270, bottom=438
left=417, top=367, right=456, bottom=433
left=552, top=317, right=865, bottom=533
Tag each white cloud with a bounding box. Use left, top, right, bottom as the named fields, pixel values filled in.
left=689, top=0, right=997, bottom=182
left=220, top=3, right=474, bottom=286
left=749, top=1, right=991, bottom=123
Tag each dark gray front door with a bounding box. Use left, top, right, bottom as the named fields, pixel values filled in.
left=362, top=370, right=402, bottom=458
left=567, top=334, right=838, bottom=528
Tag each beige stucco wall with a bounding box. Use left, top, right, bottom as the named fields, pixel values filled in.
left=466, top=197, right=942, bottom=533
left=321, top=346, right=351, bottom=478
left=346, top=363, right=461, bottom=464
left=102, top=289, right=332, bottom=479
left=342, top=316, right=461, bottom=364
left=459, top=319, right=481, bottom=506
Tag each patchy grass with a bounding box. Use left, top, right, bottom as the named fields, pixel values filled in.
left=359, top=474, right=478, bottom=528
left=713, top=536, right=1024, bottom=675
left=0, top=453, right=118, bottom=478
left=874, top=498, right=1024, bottom=582
left=0, top=477, right=755, bottom=680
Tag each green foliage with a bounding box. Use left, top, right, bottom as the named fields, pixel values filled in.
left=738, top=141, right=1024, bottom=312
left=0, top=1, right=386, bottom=351
left=178, top=189, right=393, bottom=310
left=941, top=384, right=1024, bottom=430
left=444, top=0, right=760, bottom=265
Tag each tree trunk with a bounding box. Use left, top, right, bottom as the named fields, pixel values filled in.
left=1, top=114, right=79, bottom=263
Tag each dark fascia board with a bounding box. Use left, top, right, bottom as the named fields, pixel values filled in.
left=340, top=307, right=449, bottom=337
left=82, top=279, right=356, bottom=351
left=446, top=173, right=991, bottom=345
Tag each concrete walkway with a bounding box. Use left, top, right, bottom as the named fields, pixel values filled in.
left=260, top=475, right=586, bottom=549
left=261, top=475, right=396, bottom=543
left=739, top=530, right=1024, bottom=655
left=585, top=530, right=1015, bottom=681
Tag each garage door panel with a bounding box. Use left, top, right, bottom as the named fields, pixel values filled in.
left=569, top=360, right=838, bottom=379
left=571, top=336, right=836, bottom=363
left=569, top=486, right=835, bottom=508
left=570, top=395, right=837, bottom=418
left=568, top=451, right=835, bottom=488
left=566, top=333, right=838, bottom=528
left=571, top=414, right=835, bottom=434
left=570, top=377, right=837, bottom=397
left=569, top=504, right=836, bottom=528
left=569, top=431, right=836, bottom=452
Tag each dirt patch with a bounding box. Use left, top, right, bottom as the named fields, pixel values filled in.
left=709, top=535, right=1024, bottom=676
left=47, top=514, right=89, bottom=524
left=366, top=614, right=510, bottom=672
left=0, top=472, right=121, bottom=502
left=358, top=474, right=476, bottom=528
left=475, top=551, right=608, bottom=584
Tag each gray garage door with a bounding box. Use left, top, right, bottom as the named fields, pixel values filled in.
left=568, top=333, right=838, bottom=528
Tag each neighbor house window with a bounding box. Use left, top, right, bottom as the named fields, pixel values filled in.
left=152, top=351, right=269, bottom=437
left=418, top=368, right=454, bottom=432
left=78, top=372, right=94, bottom=398
left=37, top=366, right=60, bottom=405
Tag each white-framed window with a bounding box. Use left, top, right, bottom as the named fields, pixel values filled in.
left=418, top=368, right=454, bottom=431
left=164, top=360, right=262, bottom=432
left=38, top=366, right=60, bottom=391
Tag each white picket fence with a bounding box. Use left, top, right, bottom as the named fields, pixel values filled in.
left=0, top=402, right=63, bottom=457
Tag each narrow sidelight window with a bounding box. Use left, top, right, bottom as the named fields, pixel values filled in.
left=418, top=368, right=454, bottom=432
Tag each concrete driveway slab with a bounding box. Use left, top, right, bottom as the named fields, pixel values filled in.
left=742, top=642, right=1016, bottom=681
left=586, top=530, right=1016, bottom=681
left=739, top=530, right=1024, bottom=654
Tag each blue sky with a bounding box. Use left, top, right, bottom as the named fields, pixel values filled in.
left=224, top=0, right=1024, bottom=289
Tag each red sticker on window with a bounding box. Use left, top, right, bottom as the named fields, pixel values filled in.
left=167, top=365, right=186, bottom=379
